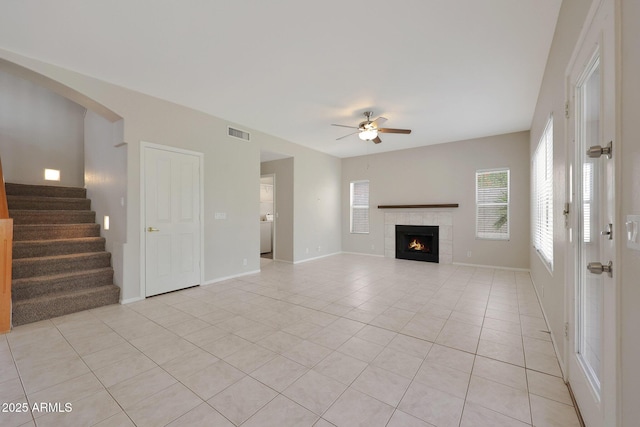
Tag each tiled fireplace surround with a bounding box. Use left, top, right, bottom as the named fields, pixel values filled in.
left=383, top=210, right=453, bottom=264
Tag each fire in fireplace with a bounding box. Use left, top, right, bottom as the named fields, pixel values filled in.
left=396, top=225, right=439, bottom=262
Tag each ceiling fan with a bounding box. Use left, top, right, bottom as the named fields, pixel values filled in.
left=332, top=111, right=411, bottom=144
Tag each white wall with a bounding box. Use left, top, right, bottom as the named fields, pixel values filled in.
left=293, top=150, right=342, bottom=262
left=341, top=131, right=530, bottom=269
left=0, top=50, right=343, bottom=301
left=84, top=111, right=127, bottom=289
left=0, top=69, right=85, bottom=186
left=620, top=0, right=640, bottom=423
left=528, top=0, right=592, bottom=374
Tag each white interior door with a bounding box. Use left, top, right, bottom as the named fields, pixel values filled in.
left=566, top=0, right=617, bottom=425
left=144, top=145, right=202, bottom=297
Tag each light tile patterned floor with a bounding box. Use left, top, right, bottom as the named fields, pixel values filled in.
left=0, top=254, right=582, bottom=427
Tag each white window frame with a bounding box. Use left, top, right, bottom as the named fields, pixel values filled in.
left=532, top=116, right=554, bottom=270
left=350, top=180, right=369, bottom=234
left=476, top=168, right=510, bottom=240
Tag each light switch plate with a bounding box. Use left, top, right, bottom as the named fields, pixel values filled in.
left=626, top=215, right=640, bottom=250
left=214, top=212, right=226, bottom=220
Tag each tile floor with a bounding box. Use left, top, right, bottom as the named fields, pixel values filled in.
left=0, top=254, right=582, bottom=427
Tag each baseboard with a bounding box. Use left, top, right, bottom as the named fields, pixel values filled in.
left=202, top=269, right=260, bottom=285
left=452, top=262, right=531, bottom=272
left=121, top=296, right=145, bottom=304
left=566, top=382, right=587, bottom=427
left=339, top=251, right=385, bottom=258
left=530, top=275, right=567, bottom=378
left=293, top=252, right=340, bottom=264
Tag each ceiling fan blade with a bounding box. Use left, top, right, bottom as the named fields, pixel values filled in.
left=331, top=124, right=359, bottom=129
left=378, top=128, right=412, bottom=134
left=372, top=136, right=382, bottom=144
left=336, top=131, right=360, bottom=140
left=371, top=117, right=388, bottom=128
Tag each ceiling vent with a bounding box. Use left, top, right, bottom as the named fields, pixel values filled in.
left=228, top=126, right=251, bottom=141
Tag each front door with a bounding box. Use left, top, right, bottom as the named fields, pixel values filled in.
left=143, top=144, right=202, bottom=296
left=566, top=0, right=617, bottom=425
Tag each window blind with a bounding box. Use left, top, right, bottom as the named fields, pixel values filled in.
left=476, top=169, right=510, bottom=240
left=350, top=180, right=369, bottom=234
left=583, top=162, right=593, bottom=244
left=533, top=118, right=553, bottom=268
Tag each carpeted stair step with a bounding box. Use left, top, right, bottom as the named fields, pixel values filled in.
left=6, top=181, right=120, bottom=326
left=12, top=284, right=120, bottom=327
left=7, top=195, right=91, bottom=211
left=12, top=252, right=112, bottom=279
left=13, top=237, right=106, bottom=259
left=5, top=183, right=86, bottom=199
left=12, top=268, right=114, bottom=300
left=13, top=224, right=101, bottom=241
left=10, top=210, right=96, bottom=225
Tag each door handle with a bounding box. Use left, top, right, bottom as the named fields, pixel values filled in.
left=586, top=141, right=612, bottom=159
left=587, top=261, right=613, bottom=277
left=147, top=227, right=160, bottom=232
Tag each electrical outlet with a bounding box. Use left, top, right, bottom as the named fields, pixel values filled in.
left=305, top=248, right=309, bottom=254
left=371, top=244, right=375, bottom=250
left=317, top=246, right=321, bottom=252
left=215, top=212, right=226, bottom=220
left=242, top=258, right=247, bottom=266
left=467, top=251, right=472, bottom=258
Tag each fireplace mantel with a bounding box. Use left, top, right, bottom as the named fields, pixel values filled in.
left=378, top=204, right=459, bottom=209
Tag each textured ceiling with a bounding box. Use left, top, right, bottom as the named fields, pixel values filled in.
left=0, top=0, right=562, bottom=158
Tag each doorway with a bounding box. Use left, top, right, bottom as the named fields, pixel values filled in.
left=141, top=142, right=204, bottom=297
left=260, top=174, right=275, bottom=262
left=566, top=0, right=618, bottom=425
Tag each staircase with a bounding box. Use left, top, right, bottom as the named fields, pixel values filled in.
left=7, top=183, right=120, bottom=326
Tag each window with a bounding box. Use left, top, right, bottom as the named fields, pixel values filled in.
left=533, top=117, right=554, bottom=268
left=476, top=169, right=510, bottom=240
left=582, top=162, right=593, bottom=243
left=350, top=180, right=369, bottom=233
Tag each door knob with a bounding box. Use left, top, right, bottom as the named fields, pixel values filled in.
left=587, top=261, right=613, bottom=277
left=147, top=227, right=160, bottom=232
left=586, top=141, right=612, bottom=159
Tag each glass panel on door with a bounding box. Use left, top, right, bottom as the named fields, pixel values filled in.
left=576, top=57, right=603, bottom=397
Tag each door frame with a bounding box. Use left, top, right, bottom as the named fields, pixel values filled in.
left=140, top=141, right=205, bottom=299
left=261, top=173, right=276, bottom=260
left=564, top=0, right=620, bottom=424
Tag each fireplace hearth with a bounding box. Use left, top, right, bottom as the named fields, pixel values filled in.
left=395, top=225, right=439, bottom=263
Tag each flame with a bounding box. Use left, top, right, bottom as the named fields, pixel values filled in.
left=408, top=239, right=426, bottom=251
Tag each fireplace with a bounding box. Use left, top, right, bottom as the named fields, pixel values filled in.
left=395, top=225, right=439, bottom=263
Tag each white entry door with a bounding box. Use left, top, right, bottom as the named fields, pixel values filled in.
left=143, top=144, right=202, bottom=297
left=566, top=0, right=617, bottom=425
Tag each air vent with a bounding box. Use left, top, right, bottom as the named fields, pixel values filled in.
left=228, top=126, right=251, bottom=141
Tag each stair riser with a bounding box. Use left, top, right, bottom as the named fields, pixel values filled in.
left=13, top=224, right=101, bottom=241
left=13, top=239, right=106, bottom=259
left=12, top=285, right=120, bottom=326
left=5, top=183, right=86, bottom=199
left=13, top=254, right=112, bottom=279
left=12, top=269, right=114, bottom=300
left=10, top=211, right=96, bottom=225
left=8, top=196, right=91, bottom=211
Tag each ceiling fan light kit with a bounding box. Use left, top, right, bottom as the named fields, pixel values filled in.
left=332, top=111, right=411, bottom=144
left=358, top=128, right=378, bottom=141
